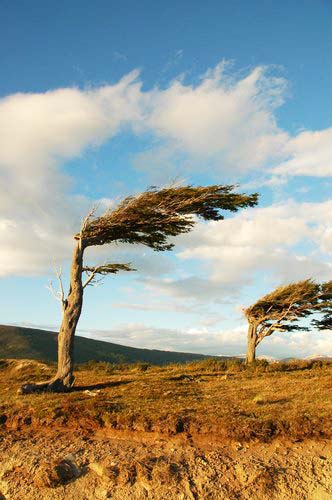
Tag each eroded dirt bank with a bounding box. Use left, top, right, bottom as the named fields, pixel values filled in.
left=0, top=429, right=331, bottom=499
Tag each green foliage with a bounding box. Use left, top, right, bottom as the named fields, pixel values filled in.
left=245, top=279, right=321, bottom=327
left=312, top=280, right=332, bottom=331
left=79, top=185, right=258, bottom=250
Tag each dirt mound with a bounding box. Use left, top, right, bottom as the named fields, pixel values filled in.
left=0, top=430, right=331, bottom=499
left=15, top=360, right=48, bottom=370
left=0, top=359, right=49, bottom=373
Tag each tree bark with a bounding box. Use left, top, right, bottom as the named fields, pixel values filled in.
left=19, top=240, right=84, bottom=393
left=53, top=240, right=84, bottom=388
left=246, top=322, right=257, bottom=364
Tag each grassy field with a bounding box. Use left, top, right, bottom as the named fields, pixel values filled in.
left=1, top=358, right=332, bottom=442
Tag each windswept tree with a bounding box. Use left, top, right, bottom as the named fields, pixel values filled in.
left=21, top=185, right=258, bottom=393
left=243, top=279, right=323, bottom=364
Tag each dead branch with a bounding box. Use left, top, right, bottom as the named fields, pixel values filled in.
left=46, top=266, right=67, bottom=311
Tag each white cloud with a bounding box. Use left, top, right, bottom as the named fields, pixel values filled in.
left=0, top=72, right=143, bottom=276
left=143, top=200, right=332, bottom=302
left=273, top=128, right=332, bottom=177
left=143, top=275, right=240, bottom=302
left=267, top=329, right=332, bottom=358
left=81, top=322, right=247, bottom=355
left=113, top=301, right=200, bottom=314
left=136, top=64, right=332, bottom=182
left=111, top=300, right=225, bottom=327
left=0, top=70, right=142, bottom=173
left=135, top=63, right=289, bottom=177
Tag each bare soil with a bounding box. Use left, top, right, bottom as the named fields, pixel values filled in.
left=0, top=429, right=331, bottom=499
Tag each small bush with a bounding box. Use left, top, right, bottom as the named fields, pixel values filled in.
left=226, top=359, right=245, bottom=373
left=253, top=394, right=266, bottom=405
left=132, top=362, right=152, bottom=372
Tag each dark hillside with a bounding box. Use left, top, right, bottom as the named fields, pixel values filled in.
left=0, top=324, right=212, bottom=365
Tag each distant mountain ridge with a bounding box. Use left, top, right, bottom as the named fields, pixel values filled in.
left=304, top=354, right=332, bottom=361
left=0, top=324, right=214, bottom=365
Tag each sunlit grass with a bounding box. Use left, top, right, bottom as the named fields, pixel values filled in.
left=1, top=358, right=331, bottom=441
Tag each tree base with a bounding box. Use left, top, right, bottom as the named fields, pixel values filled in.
left=18, top=376, right=75, bottom=394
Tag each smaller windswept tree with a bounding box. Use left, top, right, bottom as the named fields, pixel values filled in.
left=244, top=279, right=322, bottom=364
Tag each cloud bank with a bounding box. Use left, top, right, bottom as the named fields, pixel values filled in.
left=136, top=63, right=289, bottom=176
left=80, top=322, right=332, bottom=359
left=0, top=71, right=142, bottom=275
left=140, top=200, right=332, bottom=305
left=0, top=62, right=331, bottom=281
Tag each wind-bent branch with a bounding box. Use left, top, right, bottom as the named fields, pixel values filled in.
left=82, top=263, right=135, bottom=288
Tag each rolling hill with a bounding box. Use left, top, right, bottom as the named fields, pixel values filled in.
left=0, top=324, right=211, bottom=365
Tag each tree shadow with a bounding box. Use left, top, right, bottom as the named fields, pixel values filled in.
left=267, top=398, right=289, bottom=405
left=71, top=380, right=132, bottom=392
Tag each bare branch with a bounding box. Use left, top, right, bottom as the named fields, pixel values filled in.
left=46, top=265, right=67, bottom=311
left=82, top=263, right=135, bottom=289
left=82, top=271, right=97, bottom=289
left=46, top=281, right=61, bottom=301
left=55, top=267, right=65, bottom=307
left=76, top=205, right=99, bottom=242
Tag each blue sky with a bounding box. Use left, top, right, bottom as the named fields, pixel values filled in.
left=0, top=0, right=332, bottom=358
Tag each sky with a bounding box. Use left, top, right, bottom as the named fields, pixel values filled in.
left=0, top=0, right=332, bottom=358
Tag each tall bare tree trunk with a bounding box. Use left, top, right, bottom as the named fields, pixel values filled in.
left=20, top=240, right=84, bottom=393
left=246, top=322, right=257, bottom=364
left=51, top=240, right=84, bottom=389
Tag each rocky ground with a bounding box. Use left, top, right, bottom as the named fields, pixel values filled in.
left=0, top=429, right=331, bottom=499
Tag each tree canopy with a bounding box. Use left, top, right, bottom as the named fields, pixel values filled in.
left=78, top=185, right=258, bottom=250
left=244, top=279, right=323, bottom=348
left=312, top=281, right=332, bottom=331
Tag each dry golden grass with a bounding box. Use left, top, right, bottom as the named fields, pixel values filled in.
left=1, top=358, right=332, bottom=441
